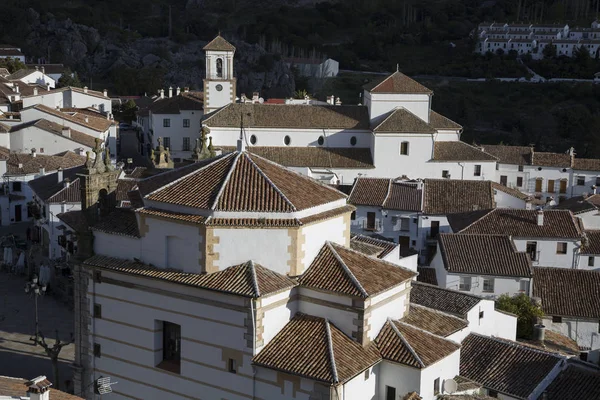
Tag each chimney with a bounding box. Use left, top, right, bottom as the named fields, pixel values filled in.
left=176, top=87, right=181, bottom=96
left=84, top=116, right=89, bottom=123
left=61, top=127, right=71, bottom=138
left=18, top=163, right=23, bottom=169
left=569, top=146, right=576, bottom=167
left=537, top=209, right=544, bottom=226
left=252, top=92, right=259, bottom=103
left=33, top=87, right=38, bottom=96
left=46, top=83, right=51, bottom=91
left=593, top=186, right=598, bottom=195
left=533, top=324, right=546, bottom=346
left=169, top=86, right=173, bottom=98
left=31, top=148, right=37, bottom=158
left=39, top=167, right=45, bottom=175
left=160, top=89, right=165, bottom=99
left=184, top=87, right=189, bottom=93
left=240, top=93, right=247, bottom=103
left=57, top=167, right=63, bottom=183
left=15, top=84, right=19, bottom=93
left=35, top=66, right=39, bottom=71
left=83, top=86, right=88, bottom=94
left=41, top=66, right=45, bottom=74
left=335, top=97, right=342, bottom=105
left=327, top=95, right=334, bottom=105
left=26, top=376, right=52, bottom=400
left=103, top=89, right=108, bottom=97
left=64, top=178, right=70, bottom=188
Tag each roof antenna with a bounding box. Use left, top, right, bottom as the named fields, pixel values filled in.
left=396, top=63, right=399, bottom=72
left=237, top=112, right=246, bottom=152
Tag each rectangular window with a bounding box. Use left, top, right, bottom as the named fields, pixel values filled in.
left=595, top=176, right=600, bottom=186
left=366, top=212, right=376, bottom=230
left=556, top=242, right=567, bottom=254
left=479, top=310, right=484, bottom=319
left=500, top=175, right=508, bottom=186
left=163, top=137, right=171, bottom=149
left=535, top=178, right=543, bottom=192
left=94, top=343, right=101, bottom=358
left=547, top=180, right=555, bottom=193
left=182, top=137, right=191, bottom=151
left=93, top=303, right=102, bottom=319
left=520, top=280, right=530, bottom=293
left=158, top=321, right=181, bottom=374
left=516, top=177, right=523, bottom=187
left=589, top=257, right=595, bottom=267
left=483, top=278, right=495, bottom=293
left=228, top=358, right=237, bottom=374
left=526, top=241, right=538, bottom=261
left=400, top=218, right=410, bottom=232
left=577, top=176, right=585, bottom=186
left=183, top=119, right=190, bottom=128
left=442, top=170, right=450, bottom=178
left=163, top=118, right=171, bottom=127
left=488, top=389, right=499, bottom=398
left=559, top=180, right=567, bottom=194
left=474, top=165, right=482, bottom=176
left=552, top=316, right=562, bottom=323
left=400, top=142, right=409, bottom=155
left=434, top=378, right=440, bottom=395
left=386, top=386, right=396, bottom=400
left=12, top=182, right=21, bottom=192
left=459, top=276, right=472, bottom=291
left=351, top=211, right=356, bottom=220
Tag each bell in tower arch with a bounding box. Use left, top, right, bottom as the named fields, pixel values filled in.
left=216, top=58, right=223, bottom=78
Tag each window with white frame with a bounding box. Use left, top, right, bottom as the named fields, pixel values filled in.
left=400, top=218, right=410, bottom=231
left=519, top=280, right=530, bottom=293
left=182, top=137, right=191, bottom=151
left=163, top=118, right=170, bottom=127
left=474, top=165, right=482, bottom=176
left=459, top=276, right=472, bottom=291
left=483, top=278, right=495, bottom=293
left=400, top=142, right=409, bottom=155
left=556, top=242, right=567, bottom=254
left=183, top=119, right=190, bottom=128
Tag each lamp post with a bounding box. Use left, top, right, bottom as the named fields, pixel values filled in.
left=24, top=274, right=46, bottom=346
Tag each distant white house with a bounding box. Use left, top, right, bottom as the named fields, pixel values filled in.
left=6, top=68, right=56, bottom=89
left=284, top=57, right=340, bottom=78
left=0, top=45, right=26, bottom=62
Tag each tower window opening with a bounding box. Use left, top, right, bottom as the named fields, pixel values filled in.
left=216, top=58, right=223, bottom=78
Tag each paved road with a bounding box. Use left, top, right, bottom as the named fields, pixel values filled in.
left=0, top=271, right=75, bottom=391
left=119, top=128, right=151, bottom=168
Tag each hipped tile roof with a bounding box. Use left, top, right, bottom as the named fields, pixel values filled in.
left=402, top=304, right=468, bottom=337
left=459, top=209, right=582, bottom=239
left=532, top=267, right=600, bottom=318
left=491, top=182, right=530, bottom=201
left=348, top=178, right=421, bottom=211
left=460, top=333, right=561, bottom=399
left=57, top=210, right=89, bottom=233
left=581, top=230, right=600, bottom=254
left=543, top=364, right=600, bottom=400
left=429, top=111, right=462, bottom=130
left=373, top=108, right=436, bottom=134
left=532, top=151, right=571, bottom=168
left=553, top=194, right=600, bottom=215
left=149, top=92, right=203, bottom=114
left=144, top=152, right=346, bottom=212
left=299, top=242, right=416, bottom=298
left=410, top=282, right=482, bottom=318
left=30, top=104, right=113, bottom=132
left=375, top=320, right=460, bottom=368
left=203, top=35, right=236, bottom=51
left=16, top=119, right=98, bottom=148
left=478, top=145, right=532, bottom=165
left=350, top=234, right=398, bottom=258
left=83, top=256, right=295, bottom=298
left=136, top=207, right=207, bottom=225
left=219, top=146, right=375, bottom=169
left=253, top=313, right=380, bottom=383
left=572, top=157, right=600, bottom=171
left=203, top=103, right=370, bottom=130
left=416, top=267, right=438, bottom=285
left=29, top=165, right=85, bottom=202
left=6, top=151, right=86, bottom=175
left=0, top=376, right=82, bottom=400
left=438, top=234, right=533, bottom=277
left=423, top=179, right=495, bottom=215
left=364, top=71, right=432, bottom=94
left=433, top=142, right=497, bottom=162
left=91, top=209, right=140, bottom=238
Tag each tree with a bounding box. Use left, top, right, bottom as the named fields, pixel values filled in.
left=57, top=68, right=83, bottom=88
left=35, top=330, right=73, bottom=391
left=119, top=99, right=137, bottom=123
left=294, top=89, right=308, bottom=99
left=0, top=57, right=26, bottom=73
left=543, top=43, right=557, bottom=59
left=496, top=293, right=544, bottom=339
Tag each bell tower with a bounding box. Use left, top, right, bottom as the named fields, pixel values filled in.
left=203, top=34, right=236, bottom=113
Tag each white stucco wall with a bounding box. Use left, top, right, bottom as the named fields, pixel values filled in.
left=258, top=289, right=297, bottom=352
left=419, top=351, right=461, bottom=400
left=372, top=134, right=434, bottom=179
left=378, top=361, right=421, bottom=400
left=300, top=215, right=348, bottom=274
left=368, top=282, right=410, bottom=341
left=10, top=125, right=92, bottom=155
left=298, top=288, right=358, bottom=339
left=20, top=107, right=108, bottom=139
left=513, top=238, right=579, bottom=268
left=254, top=367, right=321, bottom=400
left=341, top=364, right=378, bottom=400
left=444, top=273, right=530, bottom=299
left=366, top=92, right=431, bottom=122
left=93, top=231, right=141, bottom=260
left=542, top=317, right=600, bottom=349
left=494, top=189, right=528, bottom=209
left=150, top=109, right=203, bottom=160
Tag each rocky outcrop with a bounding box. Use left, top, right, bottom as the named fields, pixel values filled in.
left=24, top=9, right=294, bottom=97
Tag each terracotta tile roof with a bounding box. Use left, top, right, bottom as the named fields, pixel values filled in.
left=6, top=151, right=86, bottom=175
left=136, top=207, right=207, bottom=224
left=0, top=375, right=82, bottom=400
left=372, top=108, right=436, bottom=134
left=433, top=141, right=497, bottom=162
left=91, top=209, right=140, bottom=238
left=350, top=234, right=398, bottom=258
left=124, top=167, right=148, bottom=179
left=23, top=85, right=108, bottom=100
left=57, top=210, right=89, bottom=232
left=219, top=146, right=375, bottom=169
left=149, top=92, right=203, bottom=114
left=553, top=194, right=600, bottom=214
left=581, top=230, right=600, bottom=254
left=423, top=179, right=495, bottom=215
left=299, top=242, right=416, bottom=298
left=375, top=320, right=460, bottom=368
left=206, top=217, right=301, bottom=227
left=401, top=304, right=468, bottom=337
left=29, top=165, right=85, bottom=202
left=410, top=282, right=482, bottom=318
left=478, top=145, right=532, bottom=165
left=402, top=392, right=422, bottom=400
left=84, top=256, right=295, bottom=298
left=26, top=63, right=66, bottom=75
left=116, top=179, right=138, bottom=202
left=10, top=119, right=97, bottom=148
left=572, top=157, right=600, bottom=171
left=429, top=111, right=462, bottom=130
left=491, top=182, right=530, bottom=201
left=416, top=267, right=438, bottom=285
left=459, top=209, right=582, bottom=239
left=6, top=69, right=38, bottom=80
left=252, top=313, right=380, bottom=383
left=532, top=267, right=600, bottom=318
left=447, top=209, right=495, bottom=232
left=364, top=71, right=432, bottom=94
left=30, top=104, right=112, bottom=132
left=532, top=151, right=572, bottom=168
left=519, top=329, right=580, bottom=356
left=438, top=234, right=533, bottom=277
left=203, top=35, right=236, bottom=51
left=203, top=103, right=370, bottom=130
left=349, top=238, right=384, bottom=256
left=543, top=364, right=600, bottom=400
left=348, top=178, right=421, bottom=211
left=145, top=152, right=346, bottom=212
left=460, top=333, right=562, bottom=399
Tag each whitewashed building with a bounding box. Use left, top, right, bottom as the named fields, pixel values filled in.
left=579, top=230, right=600, bottom=271
left=6, top=68, right=56, bottom=89
left=0, top=45, right=26, bottom=62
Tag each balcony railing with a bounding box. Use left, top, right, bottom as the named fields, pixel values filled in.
left=362, top=220, right=381, bottom=232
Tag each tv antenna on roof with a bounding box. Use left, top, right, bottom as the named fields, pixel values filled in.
left=95, top=377, right=118, bottom=395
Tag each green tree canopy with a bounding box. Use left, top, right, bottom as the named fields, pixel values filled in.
left=543, top=43, right=557, bottom=59
left=57, top=68, right=83, bottom=88
left=0, top=57, right=26, bottom=73
left=496, top=293, right=544, bottom=339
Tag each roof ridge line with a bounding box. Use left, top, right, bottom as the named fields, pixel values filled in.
left=395, top=320, right=461, bottom=345
left=211, top=152, right=244, bottom=210
left=372, top=108, right=399, bottom=132
left=324, top=319, right=339, bottom=383
left=332, top=241, right=417, bottom=277
left=144, top=153, right=233, bottom=198
left=248, top=260, right=260, bottom=298
left=459, top=208, right=497, bottom=233
left=46, top=177, right=80, bottom=202
left=326, top=242, right=368, bottom=298
left=413, top=281, right=484, bottom=300
left=408, top=303, right=469, bottom=323
left=244, top=152, right=297, bottom=212
left=202, top=103, right=233, bottom=125
left=469, top=333, right=564, bottom=359
left=388, top=319, right=425, bottom=368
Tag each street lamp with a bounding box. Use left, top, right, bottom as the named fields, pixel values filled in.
left=24, top=274, right=46, bottom=346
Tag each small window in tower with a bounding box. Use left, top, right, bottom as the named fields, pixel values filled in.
left=250, top=135, right=257, bottom=145
left=350, top=136, right=357, bottom=146
left=216, top=58, right=223, bottom=78
left=318, top=136, right=324, bottom=146
left=284, top=135, right=291, bottom=146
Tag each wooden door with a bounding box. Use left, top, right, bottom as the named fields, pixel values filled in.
left=430, top=221, right=440, bottom=238
left=559, top=180, right=567, bottom=194
left=535, top=178, right=543, bottom=192
left=548, top=180, right=555, bottom=193
left=366, top=212, right=376, bottom=230
left=399, top=236, right=410, bottom=255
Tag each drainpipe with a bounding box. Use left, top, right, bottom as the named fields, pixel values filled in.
left=458, top=162, right=465, bottom=180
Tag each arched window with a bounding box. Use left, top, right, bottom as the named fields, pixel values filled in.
left=250, top=135, right=257, bottom=145
left=350, top=136, right=357, bottom=146
left=216, top=58, right=223, bottom=78
left=318, top=136, right=324, bottom=146
left=284, top=136, right=291, bottom=146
